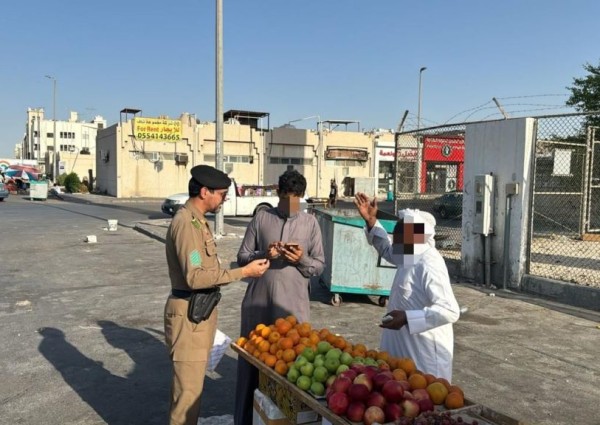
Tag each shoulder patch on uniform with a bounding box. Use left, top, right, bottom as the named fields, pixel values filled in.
left=189, top=250, right=202, bottom=267
left=191, top=218, right=201, bottom=230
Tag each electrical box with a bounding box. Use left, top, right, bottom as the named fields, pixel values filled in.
left=473, top=174, right=494, bottom=235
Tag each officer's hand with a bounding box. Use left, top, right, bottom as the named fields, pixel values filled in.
left=379, top=310, right=407, bottom=330
left=243, top=259, right=270, bottom=278
left=280, top=244, right=303, bottom=264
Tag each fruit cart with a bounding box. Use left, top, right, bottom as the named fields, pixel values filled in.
left=232, top=343, right=523, bottom=425
left=313, top=208, right=398, bottom=307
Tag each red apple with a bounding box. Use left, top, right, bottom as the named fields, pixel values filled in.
left=381, top=379, right=404, bottom=403
left=366, top=391, right=386, bottom=409
left=347, top=383, right=370, bottom=402
left=339, top=369, right=358, bottom=381
left=373, top=371, right=393, bottom=390
left=363, top=405, right=386, bottom=425
left=331, top=376, right=353, bottom=394
left=412, top=388, right=430, bottom=401
left=364, top=366, right=379, bottom=379
left=403, top=390, right=414, bottom=399
left=353, top=374, right=374, bottom=392
left=401, top=398, right=421, bottom=418
left=350, top=363, right=366, bottom=374
left=384, top=402, right=404, bottom=422
left=397, top=380, right=410, bottom=391
left=418, top=397, right=435, bottom=413
left=327, top=392, right=350, bottom=416
left=346, top=401, right=366, bottom=422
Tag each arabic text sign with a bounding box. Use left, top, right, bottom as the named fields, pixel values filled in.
left=134, top=118, right=182, bottom=142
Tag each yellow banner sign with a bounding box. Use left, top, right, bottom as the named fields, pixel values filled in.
left=134, top=118, right=181, bottom=142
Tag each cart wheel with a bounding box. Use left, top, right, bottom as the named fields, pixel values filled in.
left=331, top=293, right=342, bottom=307
left=378, top=296, right=388, bottom=307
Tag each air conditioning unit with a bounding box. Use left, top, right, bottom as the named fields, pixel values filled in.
left=175, top=153, right=189, bottom=164
left=225, top=163, right=234, bottom=174
left=68, top=146, right=76, bottom=153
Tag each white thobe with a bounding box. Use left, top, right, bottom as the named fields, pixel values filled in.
left=366, top=221, right=460, bottom=381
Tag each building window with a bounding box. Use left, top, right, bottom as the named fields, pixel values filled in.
left=60, top=144, right=76, bottom=152
left=97, top=123, right=104, bottom=129
left=203, top=154, right=252, bottom=163
left=325, top=159, right=363, bottom=167
left=60, top=131, right=75, bottom=139
left=47, top=132, right=53, bottom=138
left=269, top=157, right=312, bottom=165
left=33, top=131, right=39, bottom=137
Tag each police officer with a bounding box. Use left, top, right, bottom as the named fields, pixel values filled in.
left=164, top=165, right=270, bottom=425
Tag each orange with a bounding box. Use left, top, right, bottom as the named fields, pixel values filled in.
left=236, top=336, right=248, bottom=348
left=252, top=349, right=261, bottom=359
left=255, top=323, right=267, bottom=333
left=333, top=336, right=347, bottom=350
left=297, top=322, right=312, bottom=337
left=308, top=331, right=321, bottom=346
left=353, top=343, right=367, bottom=353
left=260, top=326, right=271, bottom=338
left=268, top=331, right=281, bottom=345
left=392, top=368, right=407, bottom=381
left=259, top=351, right=270, bottom=362
left=257, top=340, right=270, bottom=353
left=264, top=354, right=277, bottom=368
left=397, top=358, right=417, bottom=375
left=423, top=373, right=436, bottom=385
left=294, top=343, right=307, bottom=356
left=408, top=373, right=428, bottom=390
left=282, top=348, right=296, bottom=363
left=278, top=337, right=294, bottom=350
left=299, top=337, right=312, bottom=347
left=444, top=391, right=464, bottom=409
left=448, top=385, right=465, bottom=398
left=435, top=377, right=452, bottom=391
left=269, top=344, right=279, bottom=355
left=326, top=333, right=337, bottom=344
left=285, top=315, right=298, bottom=326
left=276, top=320, right=292, bottom=336
left=366, top=349, right=378, bottom=359
left=376, top=351, right=390, bottom=363
left=426, top=382, right=449, bottom=405
left=276, top=349, right=283, bottom=360
left=274, top=360, right=288, bottom=376
left=248, top=330, right=257, bottom=339
left=318, top=328, right=331, bottom=340
left=287, top=329, right=300, bottom=345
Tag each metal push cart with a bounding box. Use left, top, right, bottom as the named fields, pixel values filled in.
left=313, top=208, right=398, bottom=306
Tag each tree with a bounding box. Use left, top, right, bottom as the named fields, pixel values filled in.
left=566, top=61, right=600, bottom=128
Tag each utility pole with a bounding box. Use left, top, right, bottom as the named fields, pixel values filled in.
left=492, top=97, right=510, bottom=119
left=45, top=75, right=57, bottom=181
left=214, top=0, right=225, bottom=236
left=417, top=67, right=427, bottom=130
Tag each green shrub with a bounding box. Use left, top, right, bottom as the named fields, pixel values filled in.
left=57, top=173, right=68, bottom=186
left=64, top=172, right=81, bottom=193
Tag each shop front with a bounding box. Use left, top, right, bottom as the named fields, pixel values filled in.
left=420, top=136, right=464, bottom=194
left=376, top=144, right=419, bottom=195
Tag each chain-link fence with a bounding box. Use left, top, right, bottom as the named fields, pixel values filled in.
left=528, top=113, right=600, bottom=286
left=394, top=124, right=466, bottom=270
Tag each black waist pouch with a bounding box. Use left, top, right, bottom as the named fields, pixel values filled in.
left=187, top=287, right=222, bottom=324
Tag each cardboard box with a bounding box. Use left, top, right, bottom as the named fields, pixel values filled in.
left=253, top=389, right=291, bottom=425
left=258, top=371, right=320, bottom=424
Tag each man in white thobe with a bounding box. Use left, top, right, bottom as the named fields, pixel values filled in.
left=354, top=193, right=460, bottom=381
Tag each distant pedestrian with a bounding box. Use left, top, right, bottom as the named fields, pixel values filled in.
left=328, top=178, right=338, bottom=208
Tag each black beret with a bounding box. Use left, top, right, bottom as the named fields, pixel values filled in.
left=190, top=165, right=231, bottom=189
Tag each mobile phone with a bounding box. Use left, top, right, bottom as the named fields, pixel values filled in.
left=284, top=243, right=300, bottom=249
left=381, top=314, right=393, bottom=324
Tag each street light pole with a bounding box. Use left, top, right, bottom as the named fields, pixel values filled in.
left=214, top=0, right=225, bottom=236
left=45, top=75, right=57, bottom=181
left=417, top=67, right=427, bottom=131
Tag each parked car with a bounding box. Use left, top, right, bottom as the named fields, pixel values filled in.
left=432, top=191, right=463, bottom=219
left=161, top=193, right=188, bottom=216
left=0, top=182, right=9, bottom=201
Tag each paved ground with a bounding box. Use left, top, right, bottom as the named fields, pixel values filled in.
left=1, top=194, right=599, bottom=425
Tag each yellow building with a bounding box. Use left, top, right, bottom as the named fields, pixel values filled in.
left=95, top=109, right=393, bottom=199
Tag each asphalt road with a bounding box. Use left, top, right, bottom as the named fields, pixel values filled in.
left=2, top=195, right=599, bottom=425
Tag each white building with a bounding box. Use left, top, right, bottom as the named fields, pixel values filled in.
left=22, top=108, right=106, bottom=179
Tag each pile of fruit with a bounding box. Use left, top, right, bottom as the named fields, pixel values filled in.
left=236, top=316, right=467, bottom=425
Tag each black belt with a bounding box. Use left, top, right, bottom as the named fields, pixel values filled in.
left=172, top=289, right=192, bottom=299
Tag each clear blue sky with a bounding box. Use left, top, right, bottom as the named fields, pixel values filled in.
left=1, top=0, right=599, bottom=157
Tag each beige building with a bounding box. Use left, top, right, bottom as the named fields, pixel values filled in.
left=22, top=108, right=106, bottom=179
left=95, top=109, right=396, bottom=199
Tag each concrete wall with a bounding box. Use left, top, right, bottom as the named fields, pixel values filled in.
left=461, top=118, right=535, bottom=288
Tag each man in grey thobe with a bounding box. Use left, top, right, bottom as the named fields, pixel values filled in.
left=234, top=170, right=325, bottom=425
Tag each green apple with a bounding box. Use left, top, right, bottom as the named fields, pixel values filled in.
left=312, top=365, right=329, bottom=383
left=317, top=341, right=332, bottom=354
left=336, top=364, right=350, bottom=375
left=296, top=375, right=312, bottom=391
left=302, top=347, right=316, bottom=362
left=313, top=354, right=325, bottom=368
left=326, top=374, right=337, bottom=388
left=310, top=381, right=325, bottom=396
left=325, top=348, right=342, bottom=360
left=287, top=367, right=300, bottom=383
left=294, top=355, right=308, bottom=367
left=352, top=356, right=365, bottom=364
left=340, top=352, right=354, bottom=366
left=324, top=356, right=341, bottom=374
left=300, top=362, right=314, bottom=377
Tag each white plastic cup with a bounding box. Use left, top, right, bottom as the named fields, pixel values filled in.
left=107, top=219, right=118, bottom=231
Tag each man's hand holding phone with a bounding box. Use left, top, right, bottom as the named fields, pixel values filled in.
left=280, top=242, right=303, bottom=264
left=379, top=310, right=408, bottom=330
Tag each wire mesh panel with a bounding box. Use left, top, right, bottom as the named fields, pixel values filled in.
left=394, top=124, right=466, bottom=266
left=529, top=114, right=600, bottom=286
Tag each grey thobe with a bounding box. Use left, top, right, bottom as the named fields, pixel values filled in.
left=234, top=208, right=325, bottom=425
